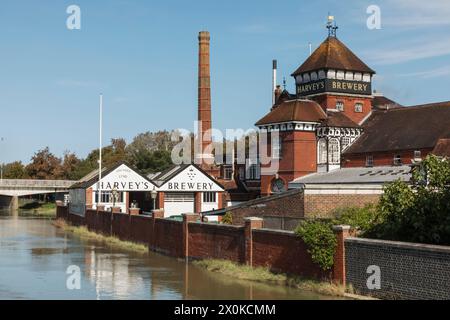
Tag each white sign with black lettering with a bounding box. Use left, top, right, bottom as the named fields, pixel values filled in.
left=158, top=165, right=224, bottom=192
left=91, top=164, right=156, bottom=191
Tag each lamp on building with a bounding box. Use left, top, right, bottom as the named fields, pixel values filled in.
left=150, top=188, right=158, bottom=210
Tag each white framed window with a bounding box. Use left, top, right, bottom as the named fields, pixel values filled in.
left=414, top=150, right=422, bottom=159
left=272, top=136, right=283, bottom=159
left=223, top=165, right=233, bottom=180
left=355, top=103, right=363, bottom=113
left=328, top=138, right=340, bottom=164
left=393, top=154, right=402, bottom=166
left=341, top=137, right=351, bottom=151
left=95, top=191, right=123, bottom=203
left=245, top=159, right=260, bottom=180
left=366, top=155, right=374, bottom=167
left=318, top=138, right=327, bottom=164
left=336, top=101, right=344, bottom=111
left=203, top=192, right=216, bottom=203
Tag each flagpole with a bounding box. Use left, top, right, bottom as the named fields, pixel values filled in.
left=98, top=94, right=103, bottom=208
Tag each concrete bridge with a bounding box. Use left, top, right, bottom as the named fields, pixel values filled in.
left=0, top=179, right=76, bottom=210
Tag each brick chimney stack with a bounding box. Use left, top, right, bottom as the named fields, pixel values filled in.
left=198, top=31, right=213, bottom=164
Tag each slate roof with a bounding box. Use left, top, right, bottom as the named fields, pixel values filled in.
left=344, top=101, right=450, bottom=154
left=289, top=166, right=412, bottom=186
left=148, top=164, right=225, bottom=189
left=291, top=36, right=375, bottom=76
left=148, top=164, right=191, bottom=187
left=255, top=99, right=327, bottom=126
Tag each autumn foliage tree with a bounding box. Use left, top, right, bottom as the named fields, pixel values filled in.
left=25, top=147, right=64, bottom=180
left=3, top=161, right=27, bottom=179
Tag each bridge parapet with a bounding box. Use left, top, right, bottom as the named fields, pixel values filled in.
left=0, top=179, right=76, bottom=188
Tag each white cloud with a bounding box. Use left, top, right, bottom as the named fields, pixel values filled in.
left=364, top=35, right=450, bottom=65
left=382, top=0, right=450, bottom=28
left=398, top=65, right=450, bottom=79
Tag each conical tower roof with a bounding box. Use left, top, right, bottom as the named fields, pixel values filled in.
left=291, top=36, right=375, bottom=76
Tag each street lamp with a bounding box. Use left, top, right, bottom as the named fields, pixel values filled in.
left=150, top=188, right=158, bottom=210
left=112, top=188, right=119, bottom=209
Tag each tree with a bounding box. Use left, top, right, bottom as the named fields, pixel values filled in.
left=3, top=161, right=27, bottom=179
left=126, top=131, right=175, bottom=173
left=61, top=151, right=81, bottom=180
left=370, top=155, right=450, bottom=245
left=25, top=147, right=64, bottom=180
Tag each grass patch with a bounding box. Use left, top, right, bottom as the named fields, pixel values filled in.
left=20, top=202, right=56, bottom=217
left=193, top=259, right=352, bottom=298
left=53, top=219, right=148, bottom=254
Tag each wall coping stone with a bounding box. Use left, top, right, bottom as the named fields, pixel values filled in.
left=244, top=217, right=264, bottom=221
left=253, top=228, right=297, bottom=236
left=346, top=237, right=450, bottom=254
left=189, top=222, right=245, bottom=230
left=333, top=225, right=351, bottom=231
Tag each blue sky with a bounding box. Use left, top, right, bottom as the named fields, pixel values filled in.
left=1, top=0, right=449, bottom=163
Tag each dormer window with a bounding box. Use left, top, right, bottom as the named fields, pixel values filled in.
left=336, top=101, right=344, bottom=111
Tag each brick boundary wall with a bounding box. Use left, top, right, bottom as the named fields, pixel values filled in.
left=252, top=228, right=332, bottom=279
left=220, top=189, right=380, bottom=224
left=188, top=223, right=246, bottom=263
left=345, top=237, right=450, bottom=300
left=304, top=194, right=380, bottom=218
left=56, top=205, right=347, bottom=282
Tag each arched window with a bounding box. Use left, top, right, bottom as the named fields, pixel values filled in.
left=328, top=138, right=340, bottom=164
left=318, top=139, right=327, bottom=164
left=341, top=137, right=351, bottom=151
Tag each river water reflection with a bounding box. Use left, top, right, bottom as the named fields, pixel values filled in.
left=0, top=210, right=333, bottom=300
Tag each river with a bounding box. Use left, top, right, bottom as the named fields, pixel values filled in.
left=0, top=209, right=333, bottom=300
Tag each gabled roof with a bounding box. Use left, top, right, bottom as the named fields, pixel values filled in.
left=433, top=138, right=450, bottom=157
left=255, top=99, right=327, bottom=126
left=320, top=111, right=360, bottom=128
left=372, top=94, right=402, bottom=110
left=149, top=164, right=191, bottom=187
left=291, top=36, right=375, bottom=76
left=70, top=162, right=156, bottom=189
left=149, top=163, right=225, bottom=190
left=344, top=101, right=450, bottom=154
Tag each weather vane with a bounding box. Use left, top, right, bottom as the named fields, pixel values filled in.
left=326, top=14, right=338, bottom=37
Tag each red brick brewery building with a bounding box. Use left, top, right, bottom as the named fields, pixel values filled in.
left=252, top=23, right=450, bottom=197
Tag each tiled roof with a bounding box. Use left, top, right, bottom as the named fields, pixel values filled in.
left=255, top=99, right=327, bottom=126
left=291, top=36, right=375, bottom=76
left=321, top=111, right=360, bottom=128
left=344, top=101, right=450, bottom=154
left=372, top=94, right=402, bottom=110
left=433, top=138, right=450, bottom=157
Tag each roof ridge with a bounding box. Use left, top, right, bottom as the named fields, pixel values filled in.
left=372, top=101, right=450, bottom=114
